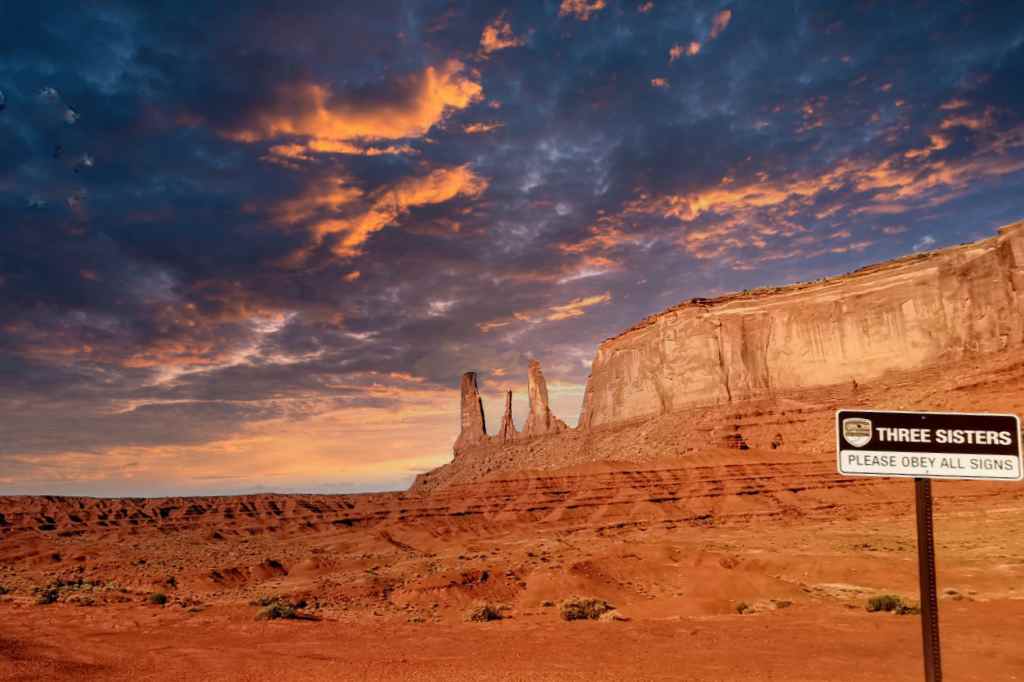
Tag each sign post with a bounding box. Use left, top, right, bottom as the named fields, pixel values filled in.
left=836, top=409, right=1022, bottom=682
left=914, top=477, right=941, bottom=682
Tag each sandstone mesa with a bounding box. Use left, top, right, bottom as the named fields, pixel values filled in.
left=445, top=220, right=1024, bottom=472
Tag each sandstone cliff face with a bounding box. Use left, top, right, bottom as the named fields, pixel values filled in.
left=579, top=221, right=1024, bottom=429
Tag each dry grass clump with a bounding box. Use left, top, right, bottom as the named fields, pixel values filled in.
left=559, top=597, right=614, bottom=621
left=467, top=603, right=504, bottom=622
left=866, top=594, right=919, bottom=615
left=148, top=592, right=168, bottom=605
left=33, top=578, right=107, bottom=606
left=258, top=602, right=299, bottom=620
left=252, top=596, right=316, bottom=621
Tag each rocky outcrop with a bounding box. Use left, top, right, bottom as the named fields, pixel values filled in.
left=454, top=372, right=487, bottom=453
left=453, top=361, right=570, bottom=453
left=579, top=221, right=1024, bottom=430
left=497, top=390, right=517, bottom=443
left=522, top=359, right=568, bottom=437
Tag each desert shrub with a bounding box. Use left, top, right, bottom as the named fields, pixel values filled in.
left=0, top=585, right=10, bottom=596
left=467, top=603, right=504, bottom=622
left=258, top=602, right=298, bottom=620
left=559, top=597, right=614, bottom=621
left=598, top=609, right=629, bottom=622
left=33, top=578, right=100, bottom=605
left=867, top=594, right=919, bottom=614
left=736, top=601, right=753, bottom=614
left=149, top=592, right=168, bottom=605
left=35, top=587, right=60, bottom=605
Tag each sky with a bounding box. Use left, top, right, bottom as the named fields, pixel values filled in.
left=2, top=1, right=1023, bottom=497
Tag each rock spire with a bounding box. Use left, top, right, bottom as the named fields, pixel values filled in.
left=522, top=359, right=568, bottom=437
left=453, top=372, right=487, bottom=453
left=497, top=389, right=517, bottom=442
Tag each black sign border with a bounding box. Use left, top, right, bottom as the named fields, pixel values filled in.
left=835, top=408, right=1023, bottom=482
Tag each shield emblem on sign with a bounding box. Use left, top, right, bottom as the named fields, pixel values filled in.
left=842, top=418, right=872, bottom=448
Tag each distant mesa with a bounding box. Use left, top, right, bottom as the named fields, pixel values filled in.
left=450, top=220, right=1024, bottom=460
left=578, top=219, right=1024, bottom=430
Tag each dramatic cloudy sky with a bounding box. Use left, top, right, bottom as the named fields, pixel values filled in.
left=2, top=1, right=1023, bottom=496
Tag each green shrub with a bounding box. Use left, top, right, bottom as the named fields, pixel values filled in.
left=149, top=592, right=169, bottom=605
left=467, top=603, right=503, bottom=622
left=559, top=597, right=614, bottom=621
left=867, top=594, right=919, bottom=614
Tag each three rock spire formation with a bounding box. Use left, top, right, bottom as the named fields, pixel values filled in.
left=455, top=359, right=567, bottom=454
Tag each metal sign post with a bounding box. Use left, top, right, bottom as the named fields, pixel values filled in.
left=914, top=477, right=941, bottom=682
left=837, top=409, right=1022, bottom=682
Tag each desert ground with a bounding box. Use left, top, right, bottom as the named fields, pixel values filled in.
left=3, top=350, right=1024, bottom=680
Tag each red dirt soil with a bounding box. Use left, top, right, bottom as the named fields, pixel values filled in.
left=2, top=350, right=1024, bottom=680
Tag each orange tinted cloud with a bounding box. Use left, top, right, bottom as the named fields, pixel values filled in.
left=709, top=9, right=732, bottom=40
left=480, top=15, right=526, bottom=54
left=940, top=108, right=995, bottom=131
left=313, top=164, right=488, bottom=256
left=639, top=1, right=655, bottom=12
left=559, top=0, right=606, bottom=21
left=573, top=112, right=1024, bottom=268
left=559, top=221, right=645, bottom=255
left=273, top=176, right=364, bottom=225
left=546, top=293, right=611, bottom=321
left=225, top=60, right=481, bottom=156
left=463, top=121, right=505, bottom=134
left=670, top=42, right=700, bottom=61
left=903, top=133, right=951, bottom=159
left=478, top=292, right=612, bottom=332
left=650, top=77, right=669, bottom=88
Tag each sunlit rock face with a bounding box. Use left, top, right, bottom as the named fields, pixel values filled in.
left=454, top=372, right=487, bottom=453
left=497, top=389, right=517, bottom=443
left=579, top=222, right=1024, bottom=430
left=522, top=359, right=568, bottom=437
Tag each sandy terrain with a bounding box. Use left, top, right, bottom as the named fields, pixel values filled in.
left=3, top=350, right=1024, bottom=680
